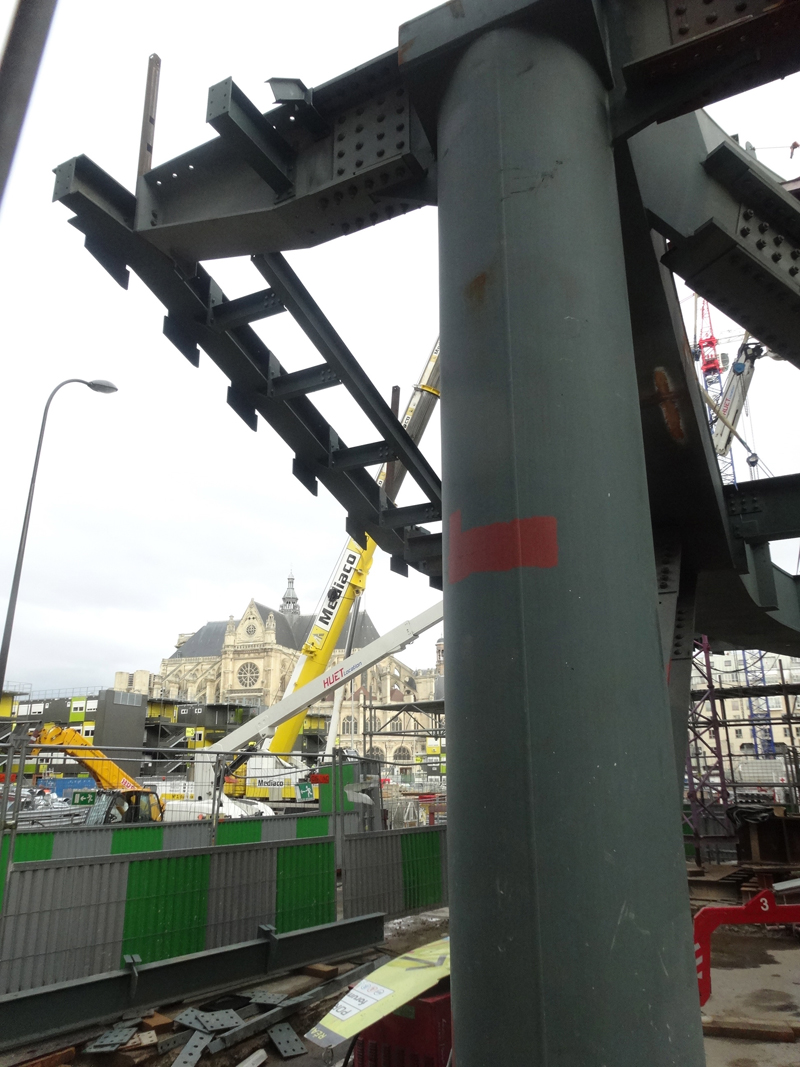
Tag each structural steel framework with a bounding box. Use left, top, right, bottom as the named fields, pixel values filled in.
left=684, top=636, right=735, bottom=863
left=53, top=2, right=800, bottom=1064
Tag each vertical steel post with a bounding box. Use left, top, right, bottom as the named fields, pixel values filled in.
left=137, top=54, right=161, bottom=178
left=436, top=26, right=704, bottom=1066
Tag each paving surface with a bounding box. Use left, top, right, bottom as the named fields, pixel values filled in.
left=704, top=930, right=800, bottom=1066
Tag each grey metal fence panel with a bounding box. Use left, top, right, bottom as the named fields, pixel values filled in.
left=342, top=831, right=404, bottom=920
left=206, top=844, right=277, bottom=948
left=261, top=814, right=300, bottom=842
left=0, top=858, right=128, bottom=994
left=51, top=827, right=113, bottom=859
left=163, top=823, right=213, bottom=851
left=259, top=813, right=332, bottom=841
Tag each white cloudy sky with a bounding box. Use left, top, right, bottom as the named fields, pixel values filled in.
left=0, top=2, right=799, bottom=693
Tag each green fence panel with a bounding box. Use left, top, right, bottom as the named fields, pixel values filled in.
left=120, top=852, right=210, bottom=964
left=296, top=816, right=328, bottom=839
left=401, top=831, right=443, bottom=912
left=13, top=832, right=54, bottom=863
left=275, top=840, right=335, bottom=933
left=0, top=835, right=8, bottom=916
left=111, top=826, right=164, bottom=855
left=216, top=820, right=262, bottom=846
left=318, top=763, right=356, bottom=813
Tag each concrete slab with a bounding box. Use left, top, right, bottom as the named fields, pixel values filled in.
left=704, top=931, right=800, bottom=1066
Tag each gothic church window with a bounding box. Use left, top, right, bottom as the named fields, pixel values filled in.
left=238, top=662, right=260, bottom=688
left=393, top=746, right=412, bottom=763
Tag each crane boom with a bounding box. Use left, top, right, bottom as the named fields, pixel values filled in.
left=268, top=339, right=441, bottom=755
left=712, top=339, right=763, bottom=457
left=210, top=601, right=443, bottom=752
left=33, top=725, right=144, bottom=791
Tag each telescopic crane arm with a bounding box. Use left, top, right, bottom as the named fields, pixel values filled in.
left=34, top=725, right=144, bottom=792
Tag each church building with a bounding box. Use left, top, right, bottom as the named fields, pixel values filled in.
left=115, top=574, right=441, bottom=763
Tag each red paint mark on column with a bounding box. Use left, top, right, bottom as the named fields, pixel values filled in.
left=448, top=510, right=558, bottom=584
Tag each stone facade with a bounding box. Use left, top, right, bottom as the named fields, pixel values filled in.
left=114, top=579, right=445, bottom=763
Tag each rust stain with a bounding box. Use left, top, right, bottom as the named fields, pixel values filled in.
left=397, top=36, right=416, bottom=65
left=465, top=271, right=489, bottom=305
left=653, top=367, right=686, bottom=443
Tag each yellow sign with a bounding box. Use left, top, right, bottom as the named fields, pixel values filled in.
left=305, top=937, right=450, bottom=1049
left=426, top=738, right=441, bottom=755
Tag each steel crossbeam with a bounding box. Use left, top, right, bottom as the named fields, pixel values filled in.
left=252, top=252, right=442, bottom=506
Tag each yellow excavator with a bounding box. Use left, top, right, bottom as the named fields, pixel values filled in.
left=34, top=725, right=164, bottom=823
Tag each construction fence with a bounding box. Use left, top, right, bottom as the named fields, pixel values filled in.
left=0, top=823, right=447, bottom=995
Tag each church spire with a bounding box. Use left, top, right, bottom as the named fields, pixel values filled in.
left=280, top=571, right=300, bottom=615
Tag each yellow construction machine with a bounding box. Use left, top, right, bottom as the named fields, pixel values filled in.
left=34, top=725, right=164, bottom=823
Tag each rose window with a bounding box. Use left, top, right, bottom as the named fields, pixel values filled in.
left=237, top=662, right=260, bottom=688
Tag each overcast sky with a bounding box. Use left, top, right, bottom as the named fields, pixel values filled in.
left=0, top=2, right=799, bottom=694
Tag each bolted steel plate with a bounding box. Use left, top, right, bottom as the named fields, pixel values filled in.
left=242, top=989, right=289, bottom=1006
left=172, top=1030, right=212, bottom=1067
left=268, top=1022, right=307, bottom=1058
left=84, top=1024, right=139, bottom=1052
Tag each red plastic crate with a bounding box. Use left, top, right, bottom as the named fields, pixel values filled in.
left=354, top=990, right=452, bottom=1067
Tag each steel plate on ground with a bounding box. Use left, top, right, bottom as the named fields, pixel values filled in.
left=268, top=1022, right=306, bottom=1058
left=197, top=1009, right=242, bottom=1031
left=84, top=1024, right=139, bottom=1052
left=175, top=1008, right=212, bottom=1033
left=241, top=989, right=288, bottom=1006
left=172, top=1030, right=212, bottom=1067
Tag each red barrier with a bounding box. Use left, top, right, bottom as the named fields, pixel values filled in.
left=693, top=890, right=800, bottom=1005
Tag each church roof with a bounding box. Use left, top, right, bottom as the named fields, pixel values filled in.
left=169, top=604, right=380, bottom=660
left=172, top=621, right=229, bottom=659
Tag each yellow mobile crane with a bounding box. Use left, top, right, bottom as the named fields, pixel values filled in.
left=267, top=339, right=441, bottom=758
left=34, top=725, right=164, bottom=823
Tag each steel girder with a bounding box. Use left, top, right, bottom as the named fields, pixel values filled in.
left=629, top=110, right=800, bottom=370
left=0, top=914, right=385, bottom=1051
left=53, top=155, right=442, bottom=584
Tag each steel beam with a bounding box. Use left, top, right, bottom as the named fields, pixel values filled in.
left=207, top=78, right=295, bottom=197
left=725, top=474, right=800, bottom=545
left=0, top=914, right=384, bottom=1052
left=52, top=155, right=441, bottom=581
left=208, top=287, right=285, bottom=332
left=252, top=252, right=442, bottom=507
left=431, top=20, right=704, bottom=1066
left=629, top=110, right=800, bottom=369
left=133, top=51, right=433, bottom=261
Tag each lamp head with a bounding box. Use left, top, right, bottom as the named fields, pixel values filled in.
left=87, top=380, right=118, bottom=394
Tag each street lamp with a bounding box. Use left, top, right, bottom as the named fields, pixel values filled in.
left=0, top=378, right=118, bottom=697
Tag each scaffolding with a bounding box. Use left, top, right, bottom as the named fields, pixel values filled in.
left=684, top=636, right=736, bottom=864
left=740, top=650, right=776, bottom=756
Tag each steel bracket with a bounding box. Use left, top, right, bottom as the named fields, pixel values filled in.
left=123, top=954, right=141, bottom=1000
left=207, top=78, right=295, bottom=197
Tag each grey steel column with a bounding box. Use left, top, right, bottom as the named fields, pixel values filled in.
left=437, top=28, right=705, bottom=1066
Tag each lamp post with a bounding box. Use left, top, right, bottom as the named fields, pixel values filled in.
left=0, top=378, right=118, bottom=697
